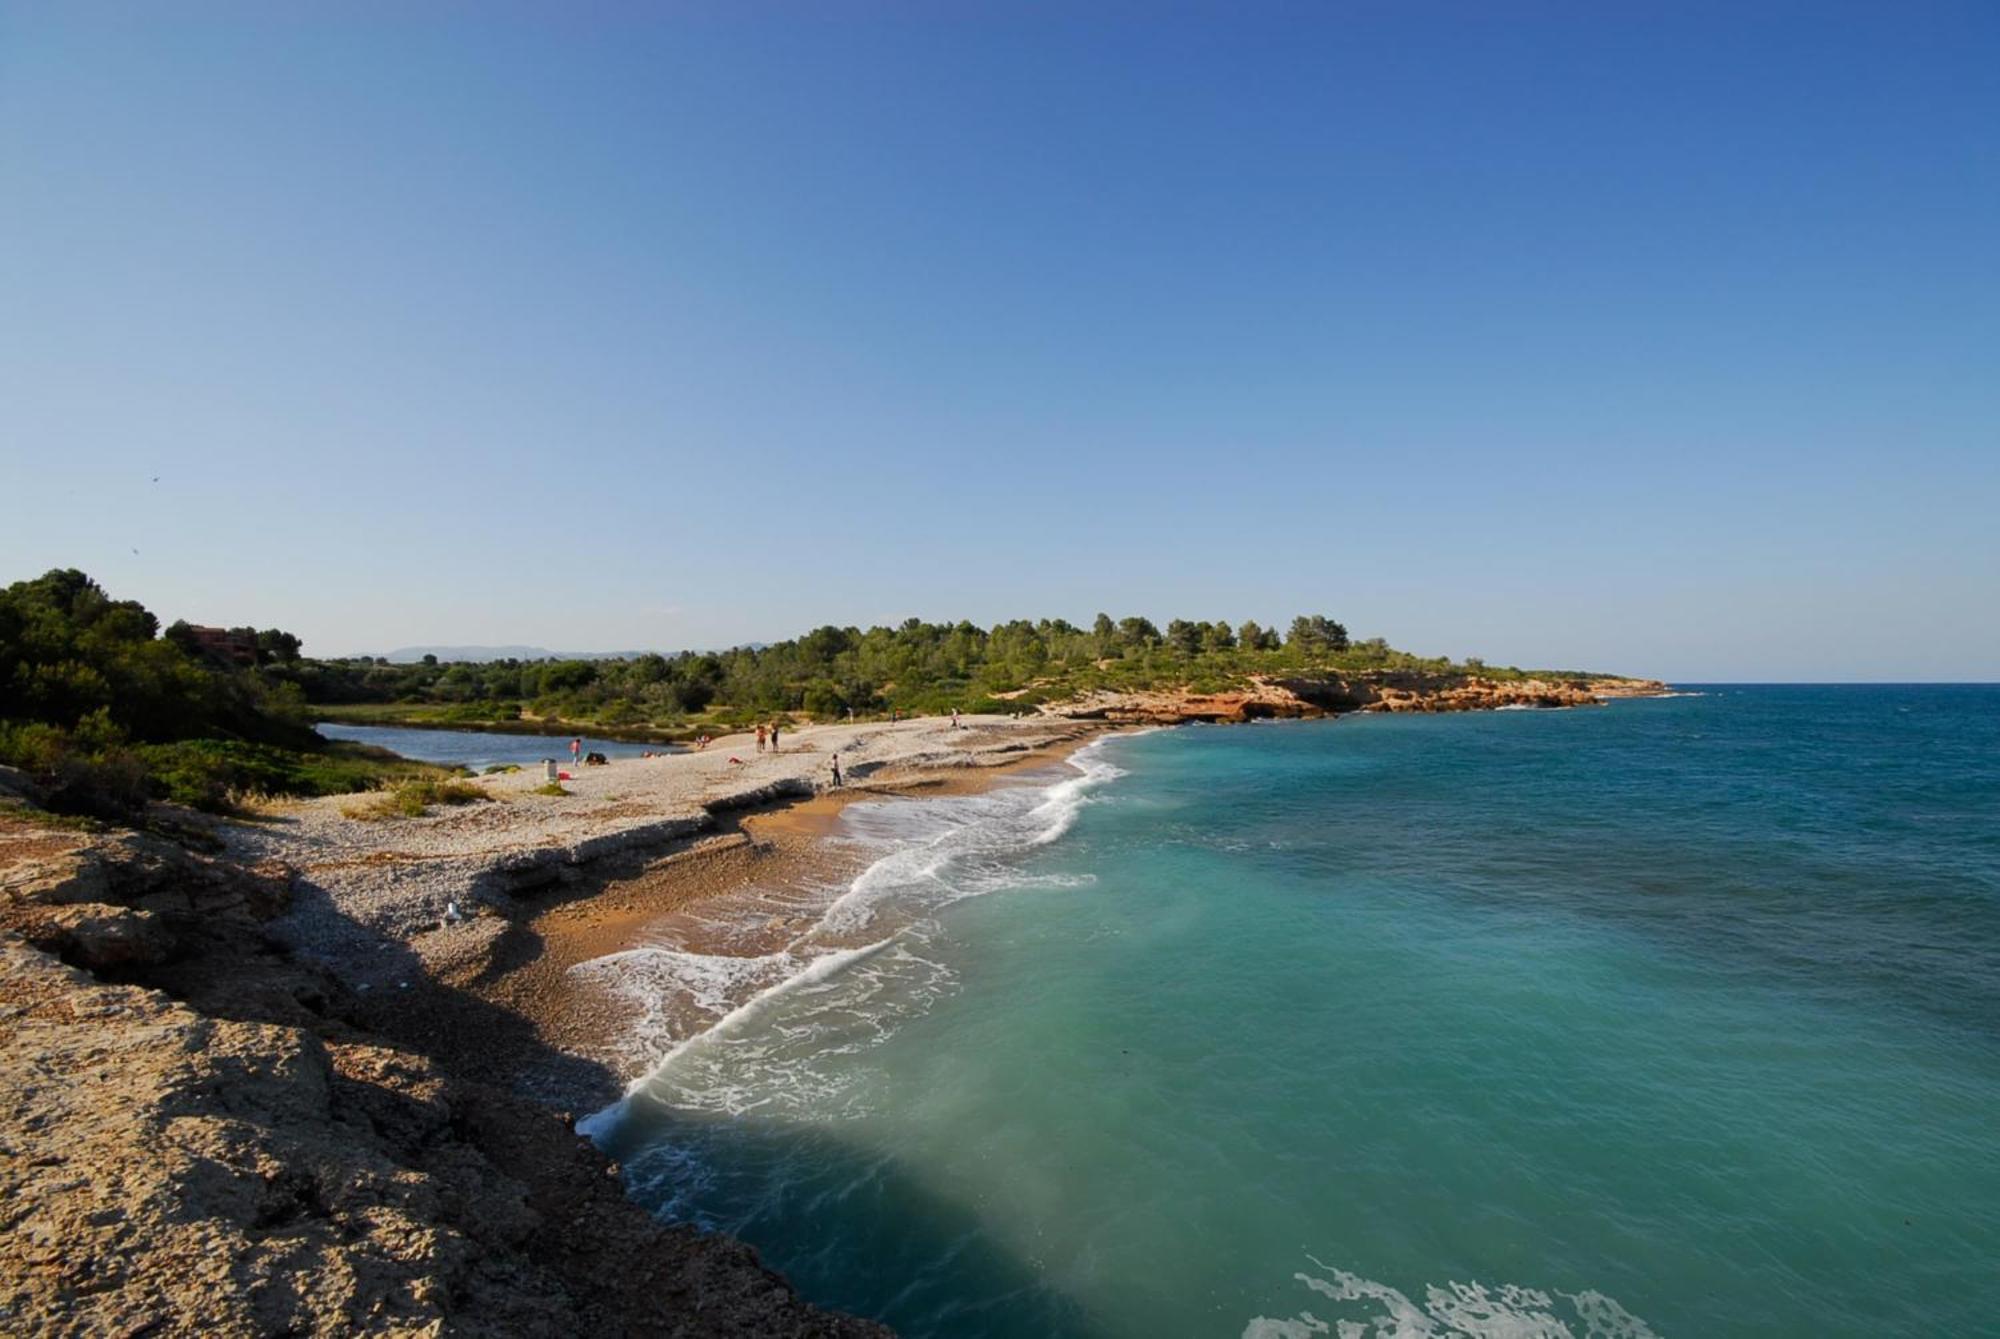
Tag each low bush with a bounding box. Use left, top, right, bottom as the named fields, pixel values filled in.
left=133, top=739, right=443, bottom=812
left=344, top=778, right=491, bottom=821
left=436, top=701, right=522, bottom=724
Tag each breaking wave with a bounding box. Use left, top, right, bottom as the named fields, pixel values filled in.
left=1243, top=1255, right=1660, bottom=1339
left=576, top=739, right=1126, bottom=1134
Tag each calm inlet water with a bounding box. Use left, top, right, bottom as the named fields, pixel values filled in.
left=587, top=687, right=2000, bottom=1337
left=315, top=721, right=668, bottom=770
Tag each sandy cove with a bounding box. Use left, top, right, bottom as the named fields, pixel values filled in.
left=220, top=714, right=1107, bottom=1107
left=5, top=717, right=1100, bottom=1337
left=220, top=684, right=1670, bottom=1104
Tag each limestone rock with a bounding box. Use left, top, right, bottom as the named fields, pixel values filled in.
left=0, top=812, right=890, bottom=1337
left=1048, top=672, right=1668, bottom=724
left=24, top=902, right=175, bottom=970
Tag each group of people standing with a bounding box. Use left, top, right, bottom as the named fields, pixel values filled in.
left=753, top=722, right=783, bottom=753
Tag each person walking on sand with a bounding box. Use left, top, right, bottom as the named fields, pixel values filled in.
left=951, top=708, right=960, bottom=730
left=569, top=737, right=581, bottom=769
left=756, top=724, right=767, bottom=753
left=830, top=753, right=843, bottom=788
left=770, top=723, right=781, bottom=752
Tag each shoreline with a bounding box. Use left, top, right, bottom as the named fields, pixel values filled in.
left=456, top=734, right=1104, bottom=1103
left=218, top=715, right=1114, bottom=1114
left=238, top=689, right=1673, bottom=1111
left=423, top=684, right=1676, bottom=1108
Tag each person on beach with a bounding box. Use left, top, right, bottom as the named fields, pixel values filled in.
left=756, top=724, right=767, bottom=753
left=951, top=708, right=960, bottom=730
left=569, top=737, right=581, bottom=768
left=830, top=753, right=843, bottom=788
left=770, top=723, right=781, bottom=752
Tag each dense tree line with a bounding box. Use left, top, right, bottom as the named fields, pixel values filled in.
left=0, top=569, right=310, bottom=747
left=287, top=610, right=1460, bottom=730
left=0, top=569, right=397, bottom=815
left=0, top=567, right=1528, bottom=814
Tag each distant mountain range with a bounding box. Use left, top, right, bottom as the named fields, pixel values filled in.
left=356, top=644, right=765, bottom=663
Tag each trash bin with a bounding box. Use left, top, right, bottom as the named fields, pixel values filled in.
left=542, top=759, right=558, bottom=781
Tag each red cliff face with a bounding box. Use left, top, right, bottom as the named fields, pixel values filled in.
left=1050, top=675, right=1668, bottom=724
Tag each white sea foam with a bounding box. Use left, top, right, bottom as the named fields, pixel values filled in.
left=1242, top=1255, right=1659, bottom=1339
left=576, top=738, right=1128, bottom=1129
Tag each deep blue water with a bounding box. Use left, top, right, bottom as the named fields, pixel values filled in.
left=589, top=687, right=2000, bottom=1337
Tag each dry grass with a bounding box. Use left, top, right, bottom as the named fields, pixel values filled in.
left=342, top=779, right=492, bottom=821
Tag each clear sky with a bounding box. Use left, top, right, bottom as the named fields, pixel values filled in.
left=3, top=3, right=1994, bottom=680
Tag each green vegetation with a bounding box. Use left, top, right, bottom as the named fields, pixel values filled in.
left=532, top=781, right=569, bottom=797
left=284, top=613, right=1598, bottom=737
left=343, top=778, right=491, bottom=821
left=0, top=569, right=438, bottom=819
left=2, top=566, right=1602, bottom=820
left=136, top=739, right=446, bottom=813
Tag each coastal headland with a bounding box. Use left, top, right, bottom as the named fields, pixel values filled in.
left=0, top=679, right=1664, bottom=1334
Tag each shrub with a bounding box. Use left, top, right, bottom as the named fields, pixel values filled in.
left=0, top=717, right=149, bottom=819
left=47, top=750, right=151, bottom=820
left=438, top=701, right=521, bottom=724
left=344, top=778, right=490, bottom=821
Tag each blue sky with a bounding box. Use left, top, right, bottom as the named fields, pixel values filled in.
left=2, top=3, right=1994, bottom=679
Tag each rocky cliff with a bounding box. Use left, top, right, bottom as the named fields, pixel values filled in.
left=0, top=807, right=890, bottom=1337
left=1048, top=673, right=1669, bottom=725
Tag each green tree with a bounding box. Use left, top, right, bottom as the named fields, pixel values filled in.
left=256, top=628, right=303, bottom=664
left=1165, top=619, right=1205, bottom=656
left=1287, top=615, right=1350, bottom=654
left=1118, top=616, right=1161, bottom=648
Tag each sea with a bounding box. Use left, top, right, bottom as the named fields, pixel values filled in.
left=580, top=686, right=2000, bottom=1338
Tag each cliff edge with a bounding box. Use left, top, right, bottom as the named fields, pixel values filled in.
left=0, top=806, right=890, bottom=1337
left=1048, top=673, right=1670, bottom=724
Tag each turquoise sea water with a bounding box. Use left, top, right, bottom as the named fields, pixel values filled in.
left=588, top=687, right=2000, bottom=1337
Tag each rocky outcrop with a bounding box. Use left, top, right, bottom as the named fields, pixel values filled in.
left=0, top=813, right=891, bottom=1337
left=1048, top=673, right=1668, bottom=724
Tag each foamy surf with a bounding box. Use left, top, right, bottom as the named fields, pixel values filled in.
left=1243, top=1255, right=1660, bottom=1339
left=576, top=738, right=1127, bottom=1131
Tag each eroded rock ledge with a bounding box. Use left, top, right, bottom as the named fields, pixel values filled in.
left=1048, top=673, right=1670, bottom=725
left=0, top=815, right=890, bottom=1337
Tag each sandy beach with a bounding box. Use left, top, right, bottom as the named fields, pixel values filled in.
left=219, top=714, right=1106, bottom=1106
